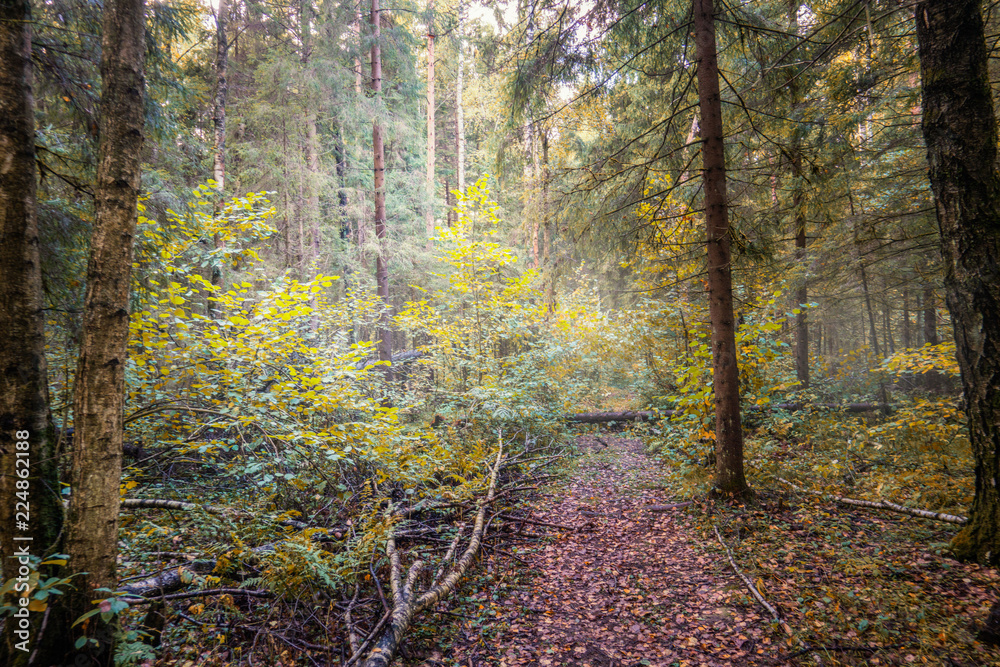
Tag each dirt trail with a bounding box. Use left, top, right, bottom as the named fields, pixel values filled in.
left=436, top=435, right=778, bottom=667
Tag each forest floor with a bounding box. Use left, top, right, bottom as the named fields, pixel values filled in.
left=413, top=434, right=777, bottom=666
left=406, top=433, right=1000, bottom=667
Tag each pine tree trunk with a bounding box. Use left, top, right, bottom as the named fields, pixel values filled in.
left=916, top=0, right=1000, bottom=565
left=788, top=0, right=809, bottom=389
left=0, top=2, right=63, bottom=661
left=426, top=4, right=435, bottom=249
left=456, top=0, right=466, bottom=193
left=694, top=0, right=748, bottom=497
left=372, top=0, right=392, bottom=379
left=210, top=0, right=229, bottom=308
left=860, top=263, right=882, bottom=358
left=902, top=287, right=911, bottom=348
left=923, top=284, right=938, bottom=345
left=58, top=0, right=146, bottom=660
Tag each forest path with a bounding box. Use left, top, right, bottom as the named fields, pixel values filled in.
left=433, top=434, right=779, bottom=667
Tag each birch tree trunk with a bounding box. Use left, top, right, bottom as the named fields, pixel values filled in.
left=694, top=0, right=748, bottom=497
left=916, top=0, right=1000, bottom=565
left=58, top=0, right=146, bottom=660
left=0, top=1, right=63, bottom=662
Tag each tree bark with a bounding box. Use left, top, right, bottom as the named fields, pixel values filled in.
left=902, top=287, right=911, bottom=348
left=0, top=1, right=63, bottom=662
left=371, top=0, right=392, bottom=380
left=916, top=0, right=1000, bottom=565
left=425, top=4, right=435, bottom=250
left=212, top=0, right=228, bottom=192
left=209, top=0, right=229, bottom=307
left=923, top=284, right=938, bottom=345
left=694, top=0, right=748, bottom=497
left=57, top=0, right=146, bottom=660
left=455, top=0, right=466, bottom=194
left=788, top=0, right=809, bottom=389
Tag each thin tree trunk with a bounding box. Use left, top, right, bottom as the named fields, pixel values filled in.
left=694, top=0, right=748, bottom=496
left=213, top=0, right=228, bottom=192
left=58, top=0, right=145, bottom=660
left=209, top=0, right=229, bottom=310
left=372, top=0, right=392, bottom=379
left=530, top=122, right=541, bottom=269
left=456, top=0, right=466, bottom=193
left=902, top=287, right=911, bottom=348
left=541, top=130, right=554, bottom=313
left=788, top=0, right=809, bottom=389
left=0, top=2, right=63, bottom=662
left=916, top=0, right=1000, bottom=565
left=923, top=284, right=938, bottom=345
left=425, top=8, right=436, bottom=250
left=860, top=263, right=881, bottom=358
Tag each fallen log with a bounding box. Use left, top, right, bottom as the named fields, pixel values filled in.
left=564, top=403, right=894, bottom=423
left=777, top=477, right=967, bottom=524
left=565, top=411, right=667, bottom=423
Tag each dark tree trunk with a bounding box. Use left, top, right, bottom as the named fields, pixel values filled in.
left=55, top=0, right=146, bottom=660
left=788, top=1, right=809, bottom=389
left=0, top=1, right=63, bottom=662
left=371, top=0, right=392, bottom=380
left=923, top=285, right=938, bottom=345
left=860, top=263, right=882, bottom=358
left=902, top=287, right=912, bottom=348
left=694, top=0, right=748, bottom=496
left=916, top=0, right=1000, bottom=565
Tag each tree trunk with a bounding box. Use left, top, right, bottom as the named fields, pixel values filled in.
left=212, top=0, right=228, bottom=192
left=923, top=284, right=938, bottom=345
left=0, top=2, right=63, bottom=662
left=456, top=0, right=466, bottom=194
left=425, top=5, right=436, bottom=250
left=58, top=0, right=146, bottom=660
left=860, top=263, right=881, bottom=358
left=788, top=0, right=809, bottom=389
left=916, top=0, right=1000, bottom=565
left=209, top=0, right=229, bottom=308
left=372, top=0, right=392, bottom=379
left=902, top=287, right=911, bottom=348
left=694, top=0, right=748, bottom=497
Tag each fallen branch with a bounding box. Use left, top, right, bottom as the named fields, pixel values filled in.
left=777, top=477, right=967, bottom=525
left=564, top=403, right=893, bottom=424
left=646, top=502, right=693, bottom=512
left=714, top=525, right=781, bottom=622
left=360, top=440, right=505, bottom=667
left=122, top=498, right=226, bottom=513
left=126, top=587, right=273, bottom=604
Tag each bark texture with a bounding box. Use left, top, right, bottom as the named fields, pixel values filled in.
left=425, top=7, right=435, bottom=249
left=58, top=0, right=146, bottom=659
left=371, top=0, right=392, bottom=378
left=694, top=0, right=747, bottom=496
left=916, top=0, right=1000, bottom=564
left=0, top=1, right=63, bottom=662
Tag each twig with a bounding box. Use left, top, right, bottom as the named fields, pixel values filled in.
left=777, top=477, right=967, bottom=524
left=713, top=525, right=782, bottom=622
